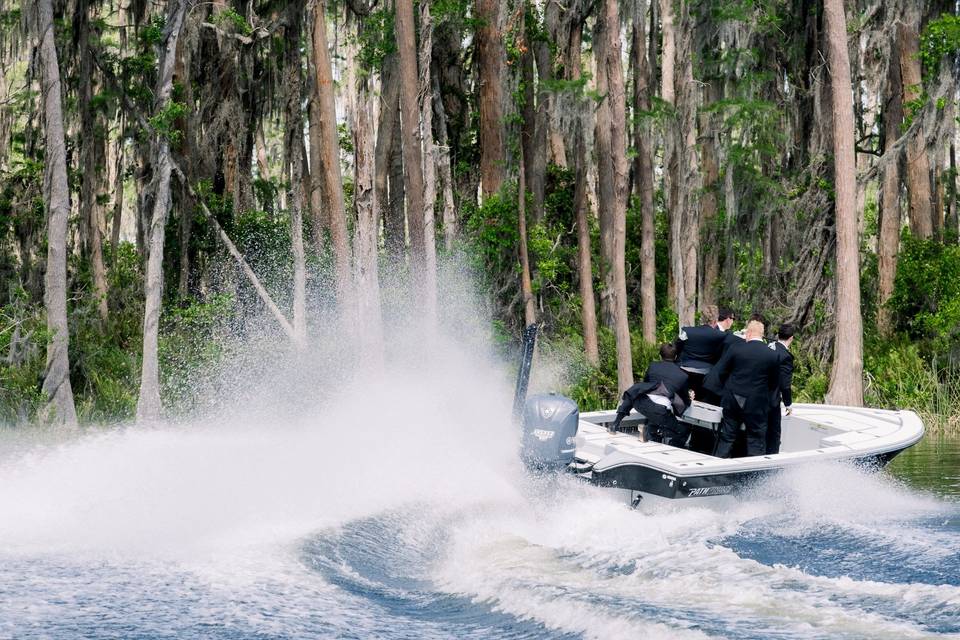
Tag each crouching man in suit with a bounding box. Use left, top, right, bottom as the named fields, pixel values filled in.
left=703, top=320, right=779, bottom=458
left=611, top=343, right=692, bottom=447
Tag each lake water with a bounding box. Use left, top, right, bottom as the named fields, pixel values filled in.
left=0, top=412, right=957, bottom=639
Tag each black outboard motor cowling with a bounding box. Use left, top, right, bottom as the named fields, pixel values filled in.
left=521, top=393, right=579, bottom=470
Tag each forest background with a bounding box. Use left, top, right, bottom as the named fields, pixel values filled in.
left=1, top=0, right=959, bottom=431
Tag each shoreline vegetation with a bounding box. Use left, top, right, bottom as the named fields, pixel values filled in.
left=1, top=1, right=959, bottom=432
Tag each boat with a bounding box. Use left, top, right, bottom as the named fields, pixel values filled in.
left=514, top=326, right=926, bottom=502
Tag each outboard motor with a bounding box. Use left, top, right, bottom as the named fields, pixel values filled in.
left=521, top=393, right=579, bottom=470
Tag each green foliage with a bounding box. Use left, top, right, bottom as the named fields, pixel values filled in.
left=70, top=243, right=144, bottom=423
left=159, top=294, right=234, bottom=414
left=148, top=100, right=188, bottom=144
left=0, top=288, right=47, bottom=424
left=888, top=234, right=960, bottom=352
left=337, top=122, right=354, bottom=154
left=353, top=8, right=395, bottom=73
left=462, top=184, right=522, bottom=291
left=216, top=8, right=253, bottom=36
left=141, top=15, right=166, bottom=46
left=557, top=327, right=618, bottom=411
left=920, top=14, right=960, bottom=79
left=864, top=339, right=960, bottom=430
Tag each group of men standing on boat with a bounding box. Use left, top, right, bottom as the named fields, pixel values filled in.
left=612, top=306, right=795, bottom=458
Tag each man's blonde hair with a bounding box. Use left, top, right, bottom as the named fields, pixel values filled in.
left=745, top=319, right=765, bottom=339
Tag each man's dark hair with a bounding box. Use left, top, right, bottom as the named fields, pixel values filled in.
left=718, top=307, right=735, bottom=321
left=750, top=312, right=767, bottom=326
left=660, top=343, right=678, bottom=361
left=778, top=323, right=796, bottom=340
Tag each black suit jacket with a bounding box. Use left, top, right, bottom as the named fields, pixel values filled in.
left=721, top=331, right=743, bottom=356
left=644, top=361, right=692, bottom=410
left=769, top=341, right=794, bottom=407
left=677, top=325, right=727, bottom=370
left=703, top=339, right=779, bottom=405
left=615, top=360, right=691, bottom=420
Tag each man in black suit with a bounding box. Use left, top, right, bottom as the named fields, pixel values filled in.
left=703, top=319, right=780, bottom=458
left=676, top=306, right=730, bottom=404
left=766, top=323, right=796, bottom=454
left=612, top=343, right=692, bottom=446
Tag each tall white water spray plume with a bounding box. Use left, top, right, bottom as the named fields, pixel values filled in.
left=0, top=258, right=538, bottom=558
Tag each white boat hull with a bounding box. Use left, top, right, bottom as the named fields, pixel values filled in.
left=569, top=403, right=925, bottom=499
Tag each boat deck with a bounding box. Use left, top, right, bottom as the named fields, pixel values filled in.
left=575, top=403, right=925, bottom=478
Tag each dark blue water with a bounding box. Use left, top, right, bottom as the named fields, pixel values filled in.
left=0, top=422, right=957, bottom=640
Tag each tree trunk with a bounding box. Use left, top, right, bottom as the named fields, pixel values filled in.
left=632, top=2, right=656, bottom=344
left=565, top=15, right=599, bottom=366
left=36, top=0, right=78, bottom=426
left=518, top=147, right=536, bottom=325
left=574, top=120, right=599, bottom=366
left=175, top=43, right=193, bottom=300
left=663, top=0, right=698, bottom=327
left=310, top=0, right=352, bottom=301
left=659, top=0, right=675, bottom=105
left=476, top=0, right=505, bottom=198
left=285, top=2, right=307, bottom=343
left=386, top=107, right=406, bottom=262
left=374, top=49, right=400, bottom=256
left=177, top=184, right=193, bottom=299
left=354, top=78, right=385, bottom=366
left=433, top=74, right=457, bottom=251
left=395, top=0, right=426, bottom=283
left=110, top=117, right=124, bottom=263
left=419, top=0, right=439, bottom=325
left=78, top=7, right=109, bottom=322
left=949, top=143, right=958, bottom=241
left=136, top=0, right=188, bottom=423
left=594, top=0, right=633, bottom=393
left=698, top=72, right=722, bottom=308
left=878, top=34, right=904, bottom=335
left=898, top=21, right=934, bottom=240
left=824, top=0, right=863, bottom=406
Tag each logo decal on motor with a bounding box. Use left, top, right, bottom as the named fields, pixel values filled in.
left=532, top=429, right=555, bottom=441
left=688, top=486, right=733, bottom=496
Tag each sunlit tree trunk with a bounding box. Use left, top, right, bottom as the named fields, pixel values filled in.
left=36, top=0, right=78, bottom=426
left=310, top=0, right=352, bottom=302
left=594, top=0, right=633, bottom=392
left=659, top=0, right=675, bottom=105
left=136, top=0, right=188, bottom=423
left=824, top=0, right=864, bottom=406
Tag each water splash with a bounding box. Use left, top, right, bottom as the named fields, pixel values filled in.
left=1, top=265, right=958, bottom=638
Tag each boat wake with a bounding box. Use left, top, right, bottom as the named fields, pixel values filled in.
left=0, top=336, right=957, bottom=639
